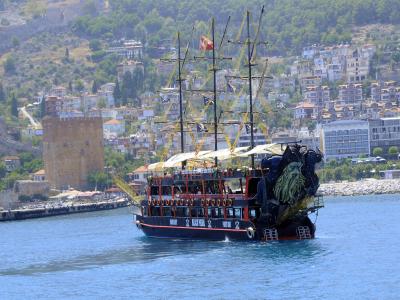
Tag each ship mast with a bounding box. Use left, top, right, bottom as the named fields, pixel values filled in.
left=246, top=11, right=255, bottom=169
left=177, top=32, right=185, bottom=156
left=211, top=18, right=218, bottom=167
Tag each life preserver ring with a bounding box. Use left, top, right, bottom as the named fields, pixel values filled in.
left=211, top=199, right=216, bottom=206
left=165, top=200, right=169, bottom=206
left=136, top=221, right=142, bottom=229
left=161, top=200, right=165, bottom=206
left=228, top=199, right=233, bottom=206
left=148, top=199, right=152, bottom=206
left=157, top=200, right=161, bottom=206
left=179, top=199, right=184, bottom=206
left=217, top=199, right=221, bottom=206
left=246, top=227, right=255, bottom=239
left=223, top=199, right=227, bottom=206
left=201, top=199, right=205, bottom=206
left=190, top=199, right=194, bottom=206
left=186, top=199, right=190, bottom=206
left=206, top=199, right=210, bottom=206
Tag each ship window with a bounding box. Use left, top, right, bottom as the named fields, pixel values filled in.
left=151, top=206, right=161, bottom=216
left=210, top=207, right=224, bottom=218
left=249, top=208, right=260, bottom=218
left=176, top=206, right=186, bottom=217
left=191, top=208, right=197, bottom=217
left=197, top=208, right=204, bottom=217
left=150, top=186, right=158, bottom=195
left=226, top=208, right=234, bottom=218
left=162, top=186, right=171, bottom=195
left=234, top=208, right=242, bottom=219
left=163, top=207, right=172, bottom=217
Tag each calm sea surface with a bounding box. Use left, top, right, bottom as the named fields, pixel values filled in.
left=1, top=194, right=400, bottom=299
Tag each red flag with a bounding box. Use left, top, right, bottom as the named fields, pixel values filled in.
left=200, top=36, right=214, bottom=51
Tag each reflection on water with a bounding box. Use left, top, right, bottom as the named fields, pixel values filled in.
left=0, top=237, right=325, bottom=276
left=2, top=195, right=400, bottom=299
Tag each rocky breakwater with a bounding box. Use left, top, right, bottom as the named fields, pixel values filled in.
left=0, top=197, right=130, bottom=221
left=319, top=178, right=400, bottom=197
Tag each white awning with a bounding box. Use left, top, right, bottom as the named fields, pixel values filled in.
left=198, top=147, right=249, bottom=161
left=147, top=144, right=284, bottom=171
left=238, top=143, right=284, bottom=157
left=164, top=151, right=212, bottom=168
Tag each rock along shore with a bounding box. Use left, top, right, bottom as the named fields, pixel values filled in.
left=319, top=178, right=400, bottom=197
left=0, top=197, right=129, bottom=221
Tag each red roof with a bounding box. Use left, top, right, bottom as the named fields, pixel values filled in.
left=134, top=165, right=148, bottom=173
left=295, top=102, right=315, bottom=109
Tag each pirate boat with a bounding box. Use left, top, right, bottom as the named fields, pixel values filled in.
left=133, top=10, right=324, bottom=241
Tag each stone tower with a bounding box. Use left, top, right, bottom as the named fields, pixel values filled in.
left=42, top=116, right=104, bottom=190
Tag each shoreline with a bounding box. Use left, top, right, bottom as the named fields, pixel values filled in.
left=319, top=178, right=400, bottom=197
left=0, top=197, right=130, bottom=221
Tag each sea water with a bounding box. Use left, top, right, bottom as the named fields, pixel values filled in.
left=1, top=194, right=399, bottom=299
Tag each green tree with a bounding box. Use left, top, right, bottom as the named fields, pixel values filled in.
left=64, top=47, right=70, bottom=62
left=89, top=39, right=102, bottom=51
left=87, top=171, right=111, bottom=191
left=11, top=37, right=20, bottom=48
left=373, top=147, right=383, bottom=156
left=113, top=79, right=121, bottom=107
left=40, top=96, right=46, bottom=118
left=97, top=97, right=107, bottom=109
left=4, top=171, right=26, bottom=190
left=92, top=80, right=99, bottom=94
left=388, top=146, right=399, bottom=155
left=68, top=81, right=73, bottom=93
left=10, top=93, right=18, bottom=118
left=324, top=169, right=333, bottom=182
left=334, top=167, right=343, bottom=181
left=0, top=162, right=6, bottom=179
left=75, top=79, right=85, bottom=92
left=121, top=71, right=134, bottom=105
left=3, top=55, right=16, bottom=75
left=0, top=82, right=5, bottom=102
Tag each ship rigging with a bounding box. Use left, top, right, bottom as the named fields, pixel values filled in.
left=130, top=8, right=324, bottom=241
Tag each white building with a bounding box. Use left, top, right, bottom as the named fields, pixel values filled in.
left=322, top=120, right=370, bottom=161
left=103, top=119, right=125, bottom=137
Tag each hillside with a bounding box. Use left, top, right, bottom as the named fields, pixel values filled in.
left=72, top=0, right=400, bottom=55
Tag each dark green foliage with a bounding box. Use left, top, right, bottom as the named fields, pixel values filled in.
left=388, top=146, right=399, bottom=155
left=373, top=147, right=383, bottom=156
left=10, top=93, right=18, bottom=117
left=113, top=78, right=121, bottom=107
left=0, top=82, right=5, bottom=102
left=121, top=71, right=134, bottom=105
left=0, top=152, right=43, bottom=191
left=92, top=79, right=98, bottom=93
left=3, top=55, right=16, bottom=75
left=40, top=96, right=46, bottom=118
left=87, top=171, right=111, bottom=191
left=91, top=50, right=107, bottom=62
left=64, top=47, right=70, bottom=63
left=0, top=162, right=6, bottom=179
left=89, top=39, right=102, bottom=51
left=68, top=81, right=73, bottom=92
left=11, top=37, right=20, bottom=48
left=73, top=0, right=400, bottom=54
